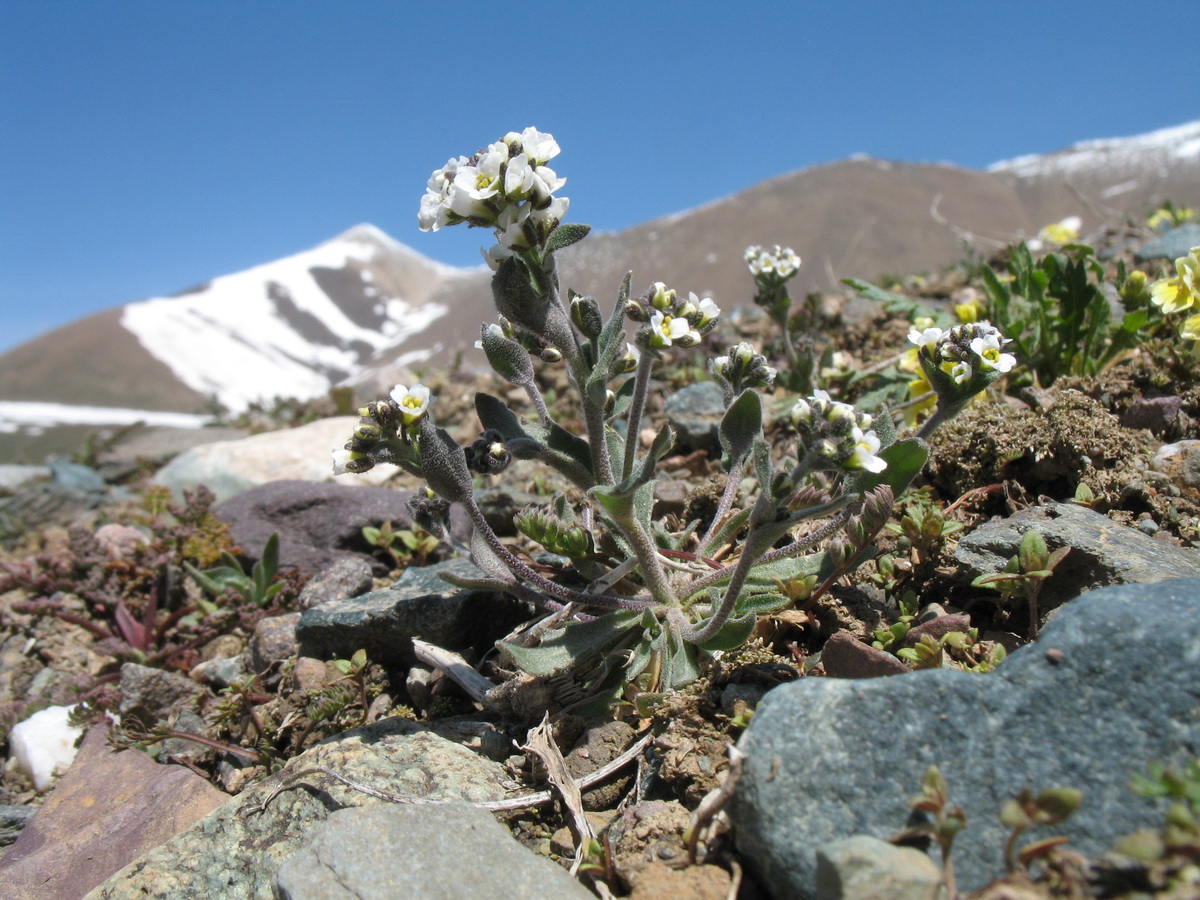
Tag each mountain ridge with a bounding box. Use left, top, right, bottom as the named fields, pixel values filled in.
left=2, top=120, right=1198, bottom=422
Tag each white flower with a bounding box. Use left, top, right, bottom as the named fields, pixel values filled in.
left=776, top=248, right=801, bottom=278
left=389, top=383, right=432, bottom=425
left=481, top=243, right=514, bottom=271
left=908, top=325, right=944, bottom=355
left=790, top=397, right=813, bottom=428
left=453, top=144, right=507, bottom=202
left=529, top=164, right=566, bottom=199
left=649, top=311, right=690, bottom=347
left=332, top=448, right=363, bottom=476
left=949, top=360, right=973, bottom=384
left=969, top=332, right=1016, bottom=374
left=846, top=429, right=887, bottom=473
left=695, top=295, right=721, bottom=328
left=503, top=153, right=537, bottom=198
left=517, top=127, right=560, bottom=164
left=529, top=195, right=569, bottom=229
left=417, top=155, right=469, bottom=231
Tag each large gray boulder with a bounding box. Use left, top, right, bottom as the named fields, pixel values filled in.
left=274, top=804, right=593, bottom=900
left=85, top=717, right=520, bottom=900
left=732, top=578, right=1200, bottom=899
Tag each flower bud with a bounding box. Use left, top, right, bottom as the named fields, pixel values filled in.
left=570, top=295, right=603, bottom=340
left=649, top=282, right=676, bottom=310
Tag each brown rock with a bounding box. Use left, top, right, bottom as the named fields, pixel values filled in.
left=821, top=631, right=910, bottom=678
left=0, top=725, right=226, bottom=900
left=903, top=612, right=972, bottom=647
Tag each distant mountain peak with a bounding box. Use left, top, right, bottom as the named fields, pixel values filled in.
left=988, top=118, right=1200, bottom=178
left=118, top=225, right=456, bottom=411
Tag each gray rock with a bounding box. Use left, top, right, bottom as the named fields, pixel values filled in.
left=86, top=718, right=520, bottom=900
left=274, top=804, right=593, bottom=900
left=0, top=481, right=108, bottom=544
left=297, top=557, right=374, bottom=610
left=0, top=804, right=35, bottom=848
left=118, top=663, right=207, bottom=729
left=296, top=558, right=532, bottom=670
left=49, top=459, right=108, bottom=493
left=248, top=612, right=301, bottom=673
left=151, top=416, right=400, bottom=503
left=664, top=380, right=726, bottom=454
left=815, top=835, right=944, bottom=900
left=214, top=479, right=470, bottom=578
left=953, top=501, right=1200, bottom=613
left=93, top=425, right=249, bottom=482
left=0, top=465, right=50, bottom=495
left=1135, top=223, right=1200, bottom=262
left=732, top=578, right=1200, bottom=899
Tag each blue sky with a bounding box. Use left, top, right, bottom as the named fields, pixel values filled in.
left=1, top=0, right=1194, bottom=354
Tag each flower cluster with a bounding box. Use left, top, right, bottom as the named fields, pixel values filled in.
left=417, top=127, right=568, bottom=268
left=626, top=282, right=721, bottom=350
left=790, top=390, right=886, bottom=474
left=745, top=245, right=801, bottom=282
left=331, top=383, right=433, bottom=476
left=712, top=341, right=777, bottom=396
left=909, top=321, right=1016, bottom=386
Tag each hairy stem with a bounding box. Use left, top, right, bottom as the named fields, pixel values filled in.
left=621, top=351, right=655, bottom=482
left=464, top=499, right=650, bottom=611
left=694, top=456, right=745, bottom=557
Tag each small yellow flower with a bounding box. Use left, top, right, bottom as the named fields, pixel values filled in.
left=1037, top=216, right=1081, bottom=246
left=1181, top=312, right=1200, bottom=342
left=954, top=298, right=985, bottom=323
left=904, top=376, right=937, bottom=426
left=1150, top=246, right=1200, bottom=315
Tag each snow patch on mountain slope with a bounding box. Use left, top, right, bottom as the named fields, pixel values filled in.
left=988, top=120, right=1200, bottom=177
left=0, top=401, right=209, bottom=432
left=121, top=228, right=449, bottom=412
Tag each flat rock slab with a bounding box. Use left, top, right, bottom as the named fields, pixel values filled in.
left=86, top=717, right=518, bottom=900
left=732, top=578, right=1200, bottom=899
left=274, top=804, right=593, bottom=900
left=0, top=725, right=226, bottom=900
left=953, top=501, right=1200, bottom=610
left=296, top=557, right=532, bottom=670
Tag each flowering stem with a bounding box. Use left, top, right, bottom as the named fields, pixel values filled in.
left=621, top=351, right=656, bottom=482
left=694, top=456, right=745, bottom=557
left=463, top=498, right=651, bottom=612
left=522, top=380, right=551, bottom=427
left=607, top=507, right=678, bottom=607
left=679, top=499, right=853, bottom=602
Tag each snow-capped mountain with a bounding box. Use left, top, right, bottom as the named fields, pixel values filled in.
left=989, top=120, right=1200, bottom=179
left=119, top=224, right=464, bottom=412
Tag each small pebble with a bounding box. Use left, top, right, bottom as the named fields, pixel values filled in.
left=1138, top=518, right=1160, bottom=536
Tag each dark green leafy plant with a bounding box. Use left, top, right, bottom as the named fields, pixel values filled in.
left=185, top=532, right=285, bottom=613
left=980, top=242, right=1154, bottom=387
left=362, top=521, right=440, bottom=569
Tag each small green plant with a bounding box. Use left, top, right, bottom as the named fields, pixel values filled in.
left=980, top=241, right=1155, bottom=388
left=871, top=591, right=919, bottom=651
left=362, top=520, right=440, bottom=569
left=1117, top=758, right=1200, bottom=885
left=885, top=488, right=964, bottom=568
left=907, top=765, right=966, bottom=898
left=998, top=786, right=1082, bottom=873
left=185, top=532, right=285, bottom=613
left=971, top=530, right=1069, bottom=639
